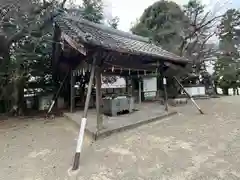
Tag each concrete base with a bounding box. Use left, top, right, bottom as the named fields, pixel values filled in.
left=160, top=98, right=188, bottom=107
left=178, top=94, right=210, bottom=100
left=168, top=98, right=188, bottom=106
left=193, top=95, right=210, bottom=100
left=64, top=103, right=177, bottom=140
left=67, top=167, right=80, bottom=180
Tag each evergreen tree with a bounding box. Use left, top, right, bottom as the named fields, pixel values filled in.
left=131, top=0, right=186, bottom=54
left=131, top=0, right=219, bottom=74
left=0, top=0, right=67, bottom=114
left=215, top=9, right=240, bottom=95
left=82, top=0, right=104, bottom=23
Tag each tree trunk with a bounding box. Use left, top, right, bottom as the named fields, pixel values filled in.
left=214, top=86, right=218, bottom=95
left=213, top=80, right=218, bottom=95
left=10, top=73, right=26, bottom=116
left=0, top=35, right=10, bottom=66
left=11, top=80, right=19, bottom=115
left=0, top=39, right=11, bottom=113
left=222, top=88, right=229, bottom=95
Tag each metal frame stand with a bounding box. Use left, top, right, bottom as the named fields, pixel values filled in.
left=173, top=76, right=204, bottom=114
left=72, top=58, right=96, bottom=171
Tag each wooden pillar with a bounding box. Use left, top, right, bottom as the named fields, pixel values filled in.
left=156, top=75, right=160, bottom=100
left=47, top=70, right=69, bottom=115
left=70, top=70, right=75, bottom=113
left=160, top=63, right=168, bottom=111
left=72, top=58, right=96, bottom=171
left=138, top=79, right=142, bottom=104
left=163, top=76, right=168, bottom=111
left=130, top=77, right=136, bottom=100
left=125, top=77, right=129, bottom=94
left=95, top=67, right=103, bottom=131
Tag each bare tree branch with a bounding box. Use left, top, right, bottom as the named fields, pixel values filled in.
left=179, top=12, right=222, bottom=57
left=195, top=32, right=216, bottom=62
left=61, top=0, right=67, bottom=8
left=0, top=0, right=21, bottom=22
left=42, top=0, right=47, bottom=6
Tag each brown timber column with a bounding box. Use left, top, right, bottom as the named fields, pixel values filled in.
left=160, top=63, right=168, bottom=111
left=95, top=67, right=103, bottom=132
left=125, top=77, right=129, bottom=94
left=47, top=70, right=70, bottom=115
left=72, top=58, right=96, bottom=171
left=163, top=76, right=169, bottom=111
left=138, top=79, right=142, bottom=104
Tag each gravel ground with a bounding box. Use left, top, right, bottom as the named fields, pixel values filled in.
left=0, top=117, right=85, bottom=180
left=1, top=96, right=240, bottom=180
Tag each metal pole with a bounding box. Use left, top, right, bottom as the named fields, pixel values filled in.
left=47, top=70, right=70, bottom=115
left=173, top=76, right=204, bottom=114
left=72, top=59, right=96, bottom=171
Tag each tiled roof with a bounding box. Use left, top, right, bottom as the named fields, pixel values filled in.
left=54, top=12, right=189, bottom=65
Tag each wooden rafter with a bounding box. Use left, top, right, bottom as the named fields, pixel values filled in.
left=62, top=32, right=87, bottom=56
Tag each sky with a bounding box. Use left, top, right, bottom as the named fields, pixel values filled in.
left=102, top=0, right=240, bottom=32
left=73, top=0, right=240, bottom=32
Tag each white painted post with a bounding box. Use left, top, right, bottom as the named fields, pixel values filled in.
left=72, top=59, right=96, bottom=171
left=163, top=77, right=168, bottom=111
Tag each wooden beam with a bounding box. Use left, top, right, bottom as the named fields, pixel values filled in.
left=46, top=70, right=70, bottom=115
left=72, top=57, right=97, bottom=171
left=174, top=76, right=204, bottom=114
left=62, top=32, right=87, bottom=56
left=95, top=67, right=103, bottom=132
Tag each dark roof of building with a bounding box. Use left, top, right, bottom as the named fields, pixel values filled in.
left=54, top=11, right=189, bottom=66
